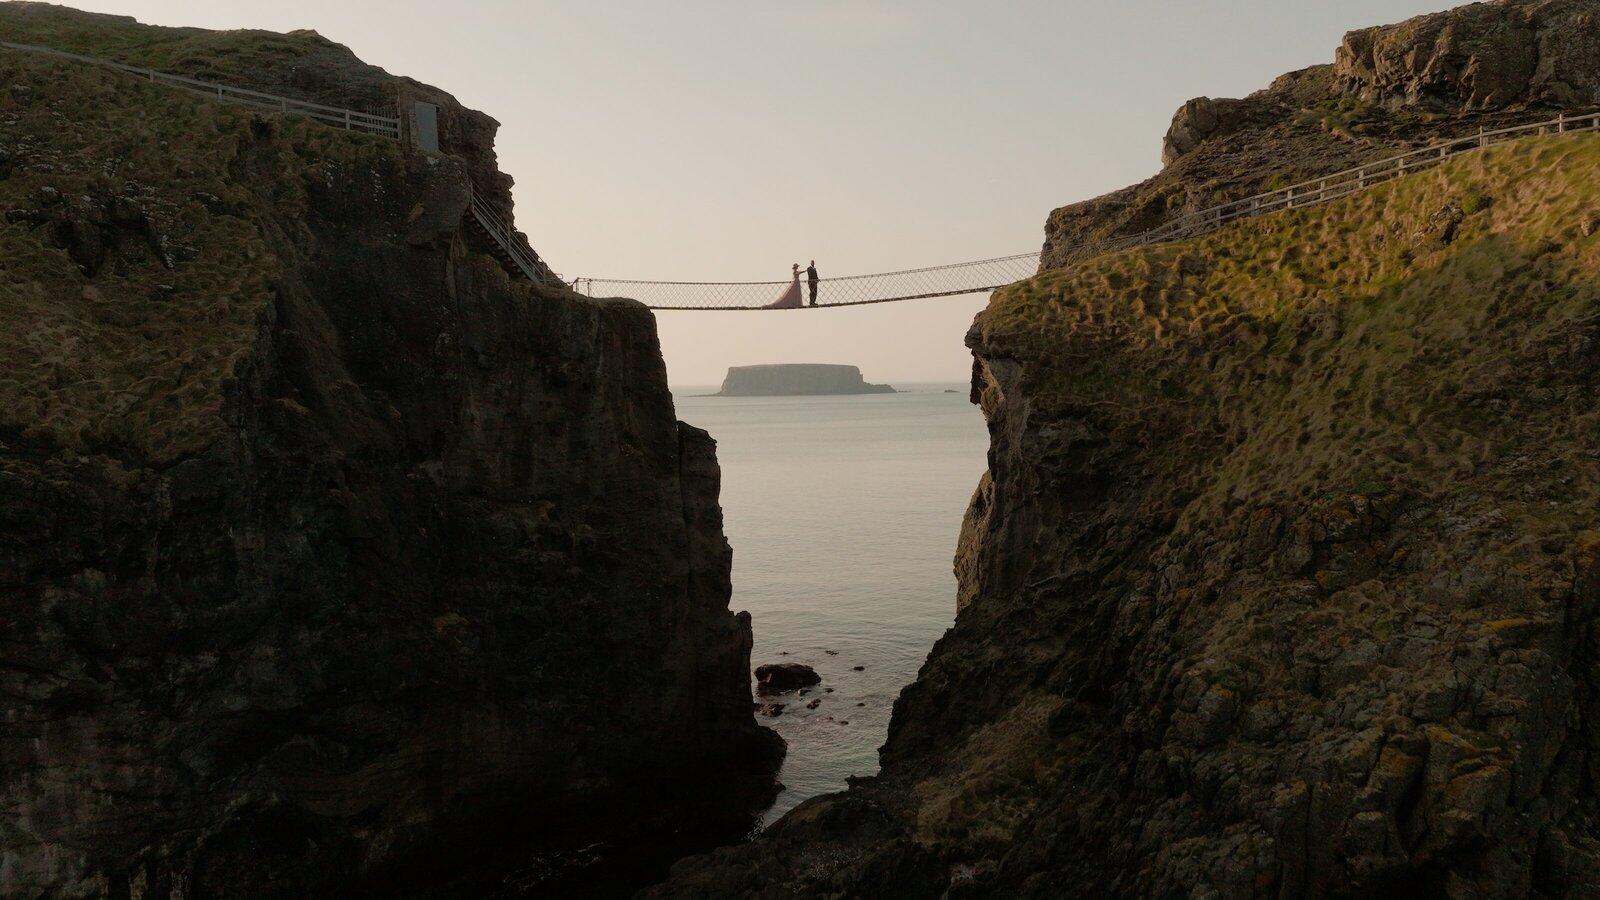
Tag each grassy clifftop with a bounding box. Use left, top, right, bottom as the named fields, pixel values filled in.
left=985, top=131, right=1600, bottom=549
left=0, top=43, right=399, bottom=463
left=0, top=3, right=400, bottom=109
left=948, top=129, right=1600, bottom=894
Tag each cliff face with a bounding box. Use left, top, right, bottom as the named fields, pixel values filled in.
left=1334, top=0, right=1600, bottom=110
left=715, top=364, right=896, bottom=397
left=645, top=15, right=1600, bottom=900
left=0, top=10, right=777, bottom=898
left=651, top=125, right=1600, bottom=900
left=1044, top=0, right=1600, bottom=272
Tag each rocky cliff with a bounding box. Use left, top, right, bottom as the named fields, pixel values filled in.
left=643, top=4, right=1600, bottom=897
left=1047, top=0, right=1600, bottom=272
left=0, top=6, right=779, bottom=897
left=715, top=365, right=896, bottom=397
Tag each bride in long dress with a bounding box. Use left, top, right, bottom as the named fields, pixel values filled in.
left=762, top=263, right=805, bottom=309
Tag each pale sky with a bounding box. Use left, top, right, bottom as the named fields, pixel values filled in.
left=49, top=0, right=1458, bottom=385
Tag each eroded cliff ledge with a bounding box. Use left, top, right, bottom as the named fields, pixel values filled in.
left=644, top=4, right=1600, bottom=897
left=0, top=6, right=779, bottom=897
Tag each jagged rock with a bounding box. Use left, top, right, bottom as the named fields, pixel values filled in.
left=1162, top=97, right=1259, bottom=167
left=1417, top=202, right=1467, bottom=246
left=756, top=663, right=823, bottom=693
left=1334, top=0, right=1600, bottom=110
left=1041, top=0, right=1600, bottom=272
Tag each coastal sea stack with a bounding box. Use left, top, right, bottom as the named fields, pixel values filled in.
left=0, top=5, right=779, bottom=897
left=646, top=0, right=1600, bottom=896
left=715, top=364, right=897, bottom=397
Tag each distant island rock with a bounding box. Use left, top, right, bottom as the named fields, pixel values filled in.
left=716, top=364, right=897, bottom=397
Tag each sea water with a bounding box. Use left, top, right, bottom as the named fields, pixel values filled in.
left=673, top=384, right=990, bottom=825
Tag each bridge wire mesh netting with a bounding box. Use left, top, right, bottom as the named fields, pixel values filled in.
left=568, top=252, right=1043, bottom=310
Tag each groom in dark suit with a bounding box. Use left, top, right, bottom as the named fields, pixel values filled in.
left=806, top=261, right=819, bottom=306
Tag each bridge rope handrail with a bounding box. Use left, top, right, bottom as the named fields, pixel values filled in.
left=574, top=109, right=1600, bottom=309
left=573, top=251, right=1042, bottom=288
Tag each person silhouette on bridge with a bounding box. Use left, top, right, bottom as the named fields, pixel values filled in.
left=763, top=263, right=805, bottom=309
left=806, top=260, right=819, bottom=306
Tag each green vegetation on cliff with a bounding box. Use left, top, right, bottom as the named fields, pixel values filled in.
left=0, top=46, right=398, bottom=463
left=0, top=3, right=395, bottom=108
left=990, top=132, right=1599, bottom=547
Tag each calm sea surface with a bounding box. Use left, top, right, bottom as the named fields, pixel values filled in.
left=673, top=383, right=989, bottom=824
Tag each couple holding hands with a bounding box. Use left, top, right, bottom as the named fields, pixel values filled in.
left=764, top=260, right=820, bottom=309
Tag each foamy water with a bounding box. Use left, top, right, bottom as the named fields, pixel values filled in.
left=673, top=384, right=988, bottom=824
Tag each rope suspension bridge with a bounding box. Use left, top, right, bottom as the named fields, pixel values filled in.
left=9, top=40, right=1600, bottom=311
left=567, top=252, right=1043, bottom=310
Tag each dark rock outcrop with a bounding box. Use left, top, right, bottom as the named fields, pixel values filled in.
left=1334, top=0, right=1600, bottom=110
left=1161, top=96, right=1268, bottom=167
left=715, top=364, right=897, bottom=397
left=755, top=664, right=823, bottom=694
left=0, top=10, right=779, bottom=898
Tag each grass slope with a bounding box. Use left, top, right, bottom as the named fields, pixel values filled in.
left=987, top=131, right=1600, bottom=553
left=0, top=45, right=398, bottom=463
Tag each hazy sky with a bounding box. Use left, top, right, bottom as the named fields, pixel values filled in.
left=55, top=0, right=1458, bottom=385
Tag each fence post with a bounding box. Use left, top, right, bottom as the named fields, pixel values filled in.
left=1558, top=113, right=1566, bottom=134
left=344, top=110, right=351, bottom=130
left=1479, top=126, right=1486, bottom=147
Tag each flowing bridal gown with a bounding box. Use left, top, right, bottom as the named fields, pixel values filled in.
left=763, top=269, right=804, bottom=309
